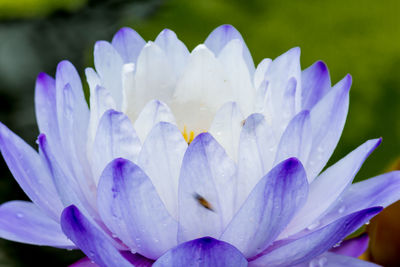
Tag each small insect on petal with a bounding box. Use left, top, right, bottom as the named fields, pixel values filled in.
left=194, top=193, right=214, bottom=212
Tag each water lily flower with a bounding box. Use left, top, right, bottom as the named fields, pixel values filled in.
left=0, top=24, right=400, bottom=266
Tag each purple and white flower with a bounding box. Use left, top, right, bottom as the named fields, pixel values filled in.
left=0, top=24, right=399, bottom=266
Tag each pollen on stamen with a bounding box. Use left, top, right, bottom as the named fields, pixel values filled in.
left=182, top=126, right=195, bottom=144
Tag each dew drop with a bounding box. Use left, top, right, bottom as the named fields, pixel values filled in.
left=130, top=248, right=136, bottom=254
left=338, top=206, right=346, bottom=214
left=318, top=257, right=327, bottom=266
left=333, top=241, right=342, bottom=248
left=309, top=259, right=318, bottom=267
left=111, top=233, right=117, bottom=238
left=365, top=220, right=370, bottom=225
left=16, top=213, right=23, bottom=218
left=307, top=221, right=320, bottom=231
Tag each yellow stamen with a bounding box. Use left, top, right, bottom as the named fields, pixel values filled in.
left=182, top=126, right=195, bottom=144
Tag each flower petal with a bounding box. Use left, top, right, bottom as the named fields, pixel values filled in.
left=236, top=113, right=277, bottom=208
left=55, top=60, right=86, bottom=108
left=155, top=29, right=190, bottom=78
left=34, top=72, right=60, bottom=144
left=253, top=58, right=272, bottom=89
left=153, top=237, right=248, bottom=267
left=97, top=159, right=178, bottom=259
left=56, top=83, right=95, bottom=208
left=204, top=24, right=254, bottom=75
left=94, top=41, right=124, bottom=109
left=301, top=61, right=331, bottom=110
left=0, top=123, right=63, bottom=220
left=61, top=205, right=134, bottom=267
left=92, top=109, right=141, bottom=185
left=320, top=171, right=400, bottom=226
left=38, top=134, right=94, bottom=217
left=133, top=100, right=177, bottom=143
left=307, top=74, right=351, bottom=180
left=137, top=122, right=187, bottom=219
left=282, top=139, right=381, bottom=237
left=221, top=158, right=308, bottom=258
left=178, top=133, right=236, bottom=243
left=171, top=44, right=232, bottom=132
left=0, top=201, right=73, bottom=247
left=250, top=207, right=382, bottom=266
left=299, top=252, right=380, bottom=267
left=274, top=110, right=312, bottom=168
left=264, top=47, right=302, bottom=117
left=128, top=42, right=175, bottom=119
left=209, top=102, right=244, bottom=161
left=87, top=85, right=116, bottom=147
left=218, top=39, right=255, bottom=115
left=330, top=233, right=369, bottom=257
left=69, top=257, right=99, bottom=267
left=111, top=27, right=146, bottom=64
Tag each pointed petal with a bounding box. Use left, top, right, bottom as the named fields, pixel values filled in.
left=209, top=102, right=244, bottom=161
left=137, top=122, right=187, bottom=218
left=0, top=201, right=73, bottom=247
left=301, top=61, right=331, bottom=110
left=283, top=139, right=381, bottom=237
left=85, top=67, right=101, bottom=95
left=264, top=47, right=302, bottom=116
left=112, top=27, right=146, bottom=64
left=205, top=24, right=254, bottom=75
left=218, top=39, right=255, bottom=115
left=88, top=85, right=116, bottom=145
left=171, top=44, right=232, bottom=132
left=178, top=133, right=236, bottom=243
left=301, top=252, right=380, bottom=267
left=0, top=123, right=63, bottom=219
left=222, top=158, right=308, bottom=258
left=155, top=29, right=190, bottom=78
left=130, top=42, right=175, bottom=117
left=61, top=205, right=134, bottom=267
left=56, top=83, right=94, bottom=207
left=153, top=237, right=248, bottom=267
left=97, top=159, right=178, bottom=259
left=94, top=41, right=124, bottom=109
left=92, top=109, right=141, bottom=184
left=320, top=171, right=400, bottom=226
left=330, top=233, right=369, bottom=257
left=38, top=134, right=93, bottom=218
left=307, top=74, right=351, bottom=180
left=253, top=58, right=272, bottom=89
left=236, top=113, right=277, bottom=208
left=250, top=207, right=382, bottom=267
left=134, top=100, right=176, bottom=143
left=274, top=110, right=312, bottom=167
left=55, top=60, right=86, bottom=106
left=34, top=72, right=60, bottom=144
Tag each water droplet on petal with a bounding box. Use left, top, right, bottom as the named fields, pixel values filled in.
left=318, top=257, right=327, bottom=266
left=338, top=206, right=346, bottom=214
left=16, top=213, right=23, bottom=218
left=307, top=221, right=320, bottom=230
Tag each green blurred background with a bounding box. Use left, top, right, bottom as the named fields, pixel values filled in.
left=0, top=0, right=399, bottom=265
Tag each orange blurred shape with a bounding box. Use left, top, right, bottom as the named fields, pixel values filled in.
left=363, top=158, right=400, bottom=266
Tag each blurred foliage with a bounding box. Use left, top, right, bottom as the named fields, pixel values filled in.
left=0, top=0, right=87, bottom=19
left=0, top=0, right=399, bottom=266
